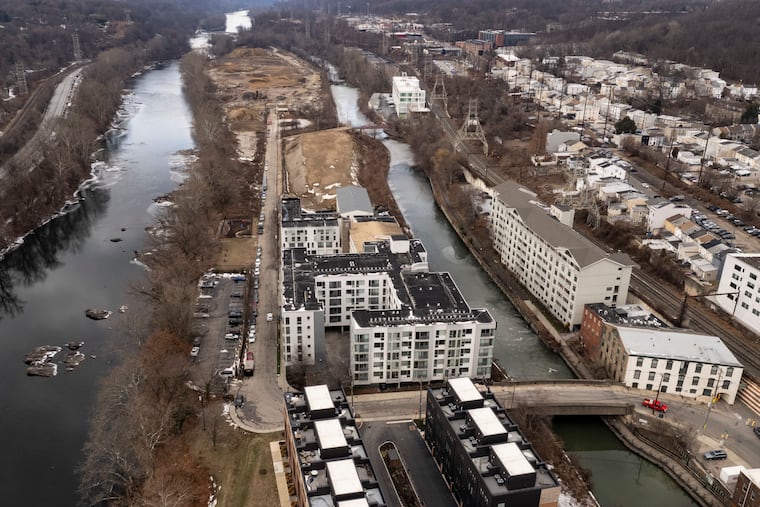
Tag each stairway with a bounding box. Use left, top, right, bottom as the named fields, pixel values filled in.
left=738, top=377, right=760, bottom=417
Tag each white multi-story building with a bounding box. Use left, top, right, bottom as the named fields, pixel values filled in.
left=281, top=242, right=495, bottom=384
left=391, top=72, right=427, bottom=117
left=716, top=253, right=760, bottom=335
left=490, top=183, right=635, bottom=328
left=280, top=196, right=341, bottom=256
left=646, top=199, right=693, bottom=232
left=599, top=325, right=743, bottom=404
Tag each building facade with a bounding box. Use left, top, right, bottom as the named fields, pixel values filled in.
left=281, top=242, right=495, bottom=382
left=283, top=385, right=387, bottom=507
left=579, top=303, right=667, bottom=361
left=391, top=73, right=426, bottom=117
left=425, top=377, right=560, bottom=507
left=599, top=325, right=743, bottom=404
left=490, top=182, right=635, bottom=328
left=281, top=197, right=341, bottom=256
left=732, top=468, right=760, bottom=507
left=716, top=254, right=760, bottom=336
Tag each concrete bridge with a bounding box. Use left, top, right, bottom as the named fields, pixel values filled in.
left=353, top=380, right=641, bottom=421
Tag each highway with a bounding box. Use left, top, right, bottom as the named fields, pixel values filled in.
left=2, top=66, right=83, bottom=174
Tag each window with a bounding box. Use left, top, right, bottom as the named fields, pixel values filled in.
left=633, top=370, right=641, bottom=379
left=648, top=372, right=656, bottom=381
left=651, top=358, right=658, bottom=368
left=692, top=376, right=699, bottom=386
left=636, top=357, right=644, bottom=367
left=663, top=373, right=670, bottom=382
left=666, top=360, right=673, bottom=370
left=710, top=365, right=718, bottom=375
left=695, top=364, right=703, bottom=373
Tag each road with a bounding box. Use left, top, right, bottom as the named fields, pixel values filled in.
left=352, top=382, right=760, bottom=470
left=233, top=109, right=286, bottom=432
left=3, top=66, right=83, bottom=174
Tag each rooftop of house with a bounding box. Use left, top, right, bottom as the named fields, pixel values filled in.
left=615, top=326, right=743, bottom=367
left=586, top=303, right=668, bottom=329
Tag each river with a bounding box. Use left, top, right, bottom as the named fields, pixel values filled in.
left=330, top=83, right=698, bottom=506
left=0, top=62, right=193, bottom=506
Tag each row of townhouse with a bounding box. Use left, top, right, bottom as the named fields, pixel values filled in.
left=489, top=182, right=636, bottom=329
left=279, top=190, right=496, bottom=385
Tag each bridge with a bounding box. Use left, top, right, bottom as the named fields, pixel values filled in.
left=352, top=380, right=640, bottom=421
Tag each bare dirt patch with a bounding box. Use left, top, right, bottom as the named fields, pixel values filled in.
left=283, top=128, right=357, bottom=210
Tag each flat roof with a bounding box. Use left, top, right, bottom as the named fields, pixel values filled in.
left=469, top=407, right=507, bottom=438
left=492, top=442, right=535, bottom=478
left=314, top=418, right=348, bottom=450
left=337, top=499, right=370, bottom=507
left=448, top=377, right=482, bottom=404
left=327, top=459, right=363, bottom=497
left=305, top=385, right=334, bottom=412
left=616, top=326, right=743, bottom=367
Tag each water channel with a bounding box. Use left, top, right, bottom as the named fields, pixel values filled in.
left=329, top=83, right=698, bottom=506
left=0, top=62, right=193, bottom=506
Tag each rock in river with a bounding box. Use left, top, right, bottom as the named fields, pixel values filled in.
left=85, top=308, right=112, bottom=320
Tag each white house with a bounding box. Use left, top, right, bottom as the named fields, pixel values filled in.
left=646, top=200, right=693, bottom=232
left=600, top=325, right=743, bottom=404
left=490, top=182, right=636, bottom=328
left=392, top=72, right=427, bottom=117
left=336, top=185, right=374, bottom=218
left=716, top=253, right=760, bottom=335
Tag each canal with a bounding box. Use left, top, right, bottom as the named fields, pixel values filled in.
left=0, top=62, right=193, bottom=506
left=330, top=83, right=698, bottom=506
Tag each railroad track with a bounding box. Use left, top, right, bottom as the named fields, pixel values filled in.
left=631, top=269, right=760, bottom=380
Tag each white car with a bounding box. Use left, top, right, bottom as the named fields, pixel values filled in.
left=190, top=346, right=200, bottom=357
left=247, top=330, right=256, bottom=343
left=255, top=258, right=261, bottom=267
left=266, top=312, right=273, bottom=322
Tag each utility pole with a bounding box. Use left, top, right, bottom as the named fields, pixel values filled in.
left=697, top=127, right=713, bottom=188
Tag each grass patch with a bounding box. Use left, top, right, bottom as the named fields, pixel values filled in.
left=189, top=401, right=283, bottom=507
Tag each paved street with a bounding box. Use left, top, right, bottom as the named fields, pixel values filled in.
left=353, top=383, right=760, bottom=470
left=232, top=109, right=287, bottom=432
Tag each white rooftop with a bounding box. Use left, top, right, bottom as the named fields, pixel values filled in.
left=327, top=459, right=363, bottom=497
left=337, top=499, right=370, bottom=507
left=314, top=418, right=347, bottom=450
left=744, top=468, right=760, bottom=488
left=616, top=326, right=742, bottom=366
left=448, top=377, right=482, bottom=404
left=492, top=442, right=535, bottom=478
left=468, top=407, right=507, bottom=438
left=305, top=385, right=334, bottom=412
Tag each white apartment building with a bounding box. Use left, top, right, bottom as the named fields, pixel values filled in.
left=490, top=183, right=635, bottom=328
left=716, top=253, right=760, bottom=335
left=391, top=72, right=427, bottom=117
left=281, top=241, right=495, bottom=383
left=350, top=297, right=496, bottom=385
left=280, top=196, right=341, bottom=256
left=600, top=325, right=743, bottom=404
left=646, top=199, right=693, bottom=232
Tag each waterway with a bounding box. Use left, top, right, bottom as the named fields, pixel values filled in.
left=0, top=62, right=193, bottom=506
left=330, top=83, right=698, bottom=506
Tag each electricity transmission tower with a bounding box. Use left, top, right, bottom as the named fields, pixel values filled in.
left=454, top=98, right=488, bottom=155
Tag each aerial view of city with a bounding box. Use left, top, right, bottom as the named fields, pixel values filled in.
left=1, top=0, right=759, bottom=505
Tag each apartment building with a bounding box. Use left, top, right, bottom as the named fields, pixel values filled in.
left=425, top=377, right=560, bottom=507
left=391, top=72, right=426, bottom=117
left=490, top=182, right=635, bottom=328
left=716, top=253, right=760, bottom=336
left=599, top=325, right=742, bottom=404
left=281, top=196, right=341, bottom=256
left=281, top=241, right=495, bottom=383
left=580, top=303, right=667, bottom=361
left=283, top=385, right=387, bottom=507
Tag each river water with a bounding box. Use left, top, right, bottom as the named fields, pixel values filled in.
left=0, top=62, right=193, bottom=506
left=330, top=84, right=698, bottom=506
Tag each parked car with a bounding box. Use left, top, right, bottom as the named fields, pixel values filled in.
left=642, top=398, right=668, bottom=413
left=190, top=346, right=200, bottom=358
left=192, top=336, right=201, bottom=347
left=234, top=394, right=245, bottom=408
left=703, top=450, right=727, bottom=461
left=266, top=312, right=273, bottom=322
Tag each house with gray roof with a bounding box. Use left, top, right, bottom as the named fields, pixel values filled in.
left=490, top=182, right=636, bottom=329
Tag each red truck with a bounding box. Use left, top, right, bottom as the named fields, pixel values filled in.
left=642, top=398, right=668, bottom=412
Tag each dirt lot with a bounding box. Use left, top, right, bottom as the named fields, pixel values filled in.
left=210, top=46, right=367, bottom=213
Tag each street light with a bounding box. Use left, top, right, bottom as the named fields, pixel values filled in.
left=677, top=290, right=739, bottom=327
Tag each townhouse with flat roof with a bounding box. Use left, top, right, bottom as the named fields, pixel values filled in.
left=283, top=384, right=387, bottom=507
left=490, top=182, right=635, bottom=329
left=425, top=377, right=560, bottom=507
